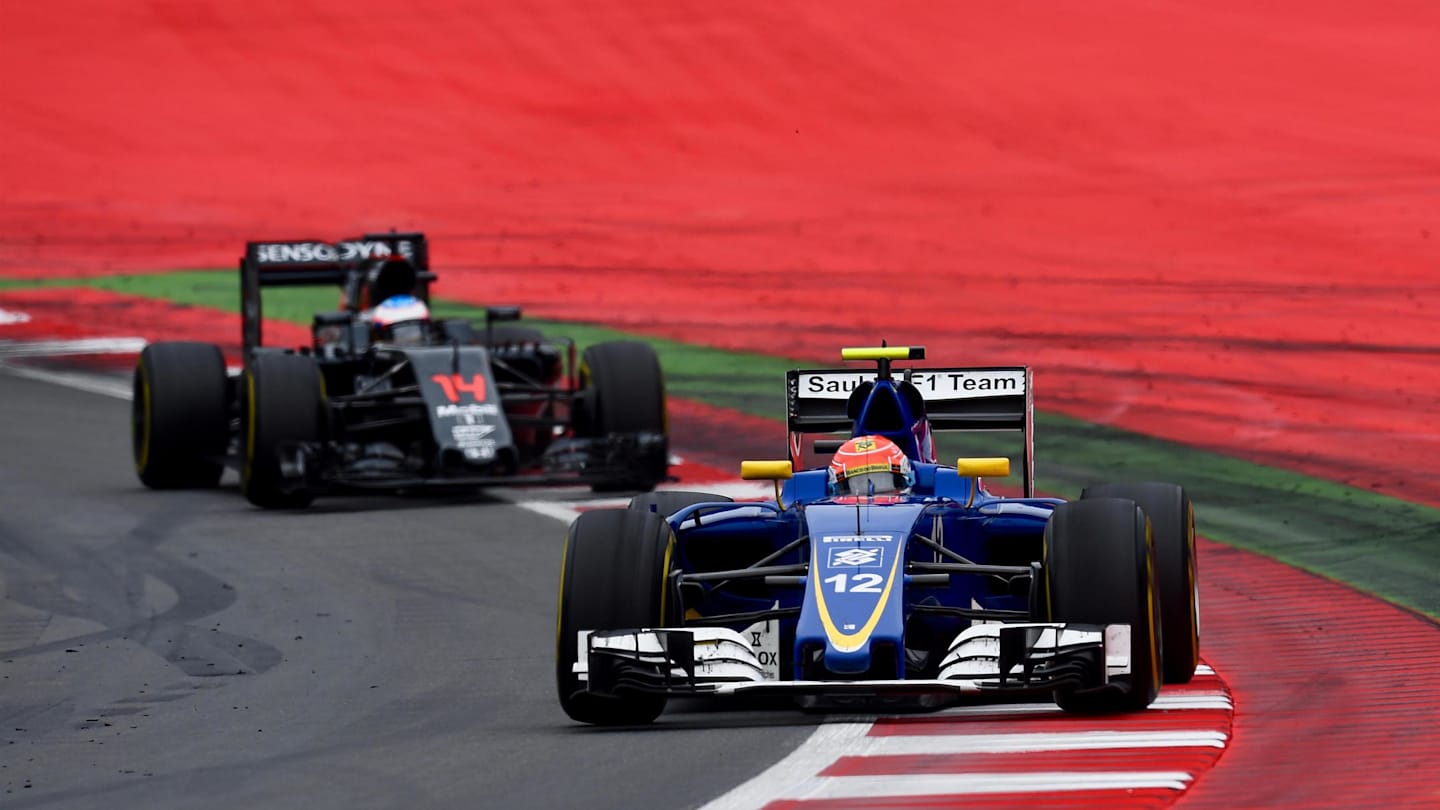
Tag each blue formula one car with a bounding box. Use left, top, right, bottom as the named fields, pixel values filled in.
left=556, top=346, right=1200, bottom=725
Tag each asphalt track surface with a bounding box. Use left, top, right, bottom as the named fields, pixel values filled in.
left=0, top=373, right=819, bottom=809
left=5, top=361, right=1440, bottom=808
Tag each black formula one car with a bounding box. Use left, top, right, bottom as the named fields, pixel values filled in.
left=132, top=232, right=669, bottom=508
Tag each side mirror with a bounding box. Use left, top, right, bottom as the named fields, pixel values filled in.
left=741, top=460, right=793, bottom=507
left=486, top=306, right=522, bottom=323
left=954, top=457, right=1010, bottom=478
left=740, top=460, right=794, bottom=480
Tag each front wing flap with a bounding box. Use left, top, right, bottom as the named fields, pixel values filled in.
left=577, top=622, right=1129, bottom=701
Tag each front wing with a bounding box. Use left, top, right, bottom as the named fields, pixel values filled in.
left=575, top=623, right=1131, bottom=703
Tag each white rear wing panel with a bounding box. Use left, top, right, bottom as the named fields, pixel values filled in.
left=785, top=365, right=1034, bottom=495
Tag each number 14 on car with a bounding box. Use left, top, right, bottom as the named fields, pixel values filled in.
left=431, top=373, right=487, bottom=403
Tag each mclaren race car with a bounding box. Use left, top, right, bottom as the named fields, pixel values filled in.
left=132, top=232, right=669, bottom=508
left=557, top=346, right=1199, bottom=725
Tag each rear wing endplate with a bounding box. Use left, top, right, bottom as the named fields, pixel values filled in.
left=786, top=365, right=1034, bottom=496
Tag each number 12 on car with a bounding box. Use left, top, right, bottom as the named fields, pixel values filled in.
left=822, top=572, right=884, bottom=593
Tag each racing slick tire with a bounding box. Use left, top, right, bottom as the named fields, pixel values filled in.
left=241, top=352, right=324, bottom=509
left=1082, top=482, right=1199, bottom=684
left=576, top=341, right=668, bottom=493
left=556, top=509, right=677, bottom=725
left=627, top=491, right=734, bottom=517
left=132, top=341, right=229, bottom=489
left=1044, top=496, right=1161, bottom=713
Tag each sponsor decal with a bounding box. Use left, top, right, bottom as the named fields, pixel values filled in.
left=253, top=240, right=416, bottom=264
left=798, top=369, right=1025, bottom=400
left=435, top=403, right=500, bottom=419
left=802, top=373, right=865, bottom=397
left=908, top=371, right=1023, bottom=396
left=743, top=611, right=781, bottom=680
left=451, top=424, right=499, bottom=451
left=431, top=372, right=488, bottom=403
left=828, top=547, right=883, bottom=568
left=821, top=534, right=895, bottom=543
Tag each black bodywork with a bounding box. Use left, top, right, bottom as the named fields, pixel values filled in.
left=134, top=231, right=669, bottom=504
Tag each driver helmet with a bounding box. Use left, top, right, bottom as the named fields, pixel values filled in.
left=827, top=435, right=914, bottom=497
left=371, top=294, right=431, bottom=345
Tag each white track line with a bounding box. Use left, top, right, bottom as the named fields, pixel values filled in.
left=513, top=500, right=596, bottom=525
left=698, top=722, right=873, bottom=810
left=698, top=726, right=1221, bottom=809
left=0, top=337, right=144, bottom=399
left=0, top=359, right=133, bottom=399
left=774, top=771, right=1194, bottom=801
left=0, top=307, right=33, bottom=325
left=1153, top=693, right=1233, bottom=710
left=865, top=730, right=1228, bottom=755
left=0, top=336, right=146, bottom=357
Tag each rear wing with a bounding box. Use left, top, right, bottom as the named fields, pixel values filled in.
left=240, top=232, right=433, bottom=362
left=786, top=365, right=1034, bottom=496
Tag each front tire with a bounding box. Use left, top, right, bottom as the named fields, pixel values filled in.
left=132, top=341, right=229, bottom=489
left=1082, top=482, right=1199, bottom=684
left=242, top=353, right=324, bottom=509
left=1044, top=496, right=1161, bottom=713
left=556, top=509, right=676, bottom=725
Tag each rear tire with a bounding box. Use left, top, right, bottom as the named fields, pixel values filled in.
left=556, top=509, right=676, bottom=725
left=1044, top=496, right=1161, bottom=713
left=1082, top=482, right=1199, bottom=684
left=132, top=342, right=229, bottom=489
left=577, top=341, right=668, bottom=492
left=242, top=353, right=324, bottom=509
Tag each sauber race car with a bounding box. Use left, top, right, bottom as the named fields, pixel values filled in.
left=132, top=231, right=669, bottom=508
left=557, top=346, right=1199, bottom=725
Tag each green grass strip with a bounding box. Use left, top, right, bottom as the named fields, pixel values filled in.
left=10, top=270, right=1439, bottom=620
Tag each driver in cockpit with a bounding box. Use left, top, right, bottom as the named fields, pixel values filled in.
left=369, top=294, right=432, bottom=346
left=826, top=435, right=914, bottom=498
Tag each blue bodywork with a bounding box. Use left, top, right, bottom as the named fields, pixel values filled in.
left=662, top=369, right=1064, bottom=681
